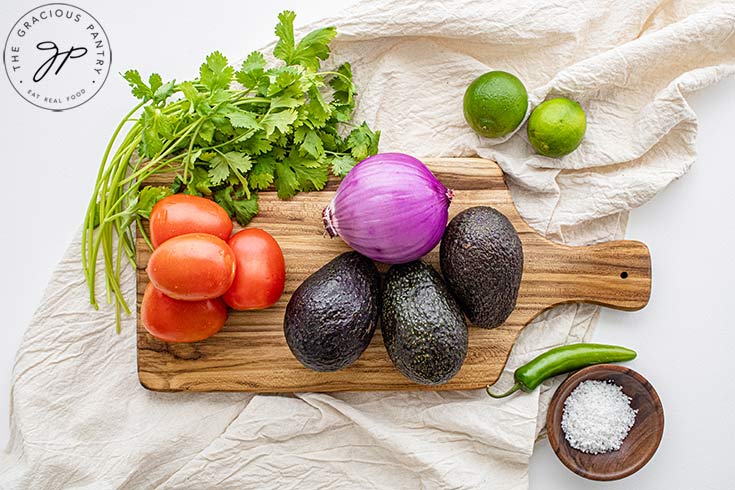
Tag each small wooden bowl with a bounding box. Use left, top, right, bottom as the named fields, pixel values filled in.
left=546, top=364, right=664, bottom=481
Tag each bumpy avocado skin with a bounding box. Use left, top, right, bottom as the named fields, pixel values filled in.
left=440, top=206, right=523, bottom=328
left=381, top=261, right=469, bottom=385
left=284, top=252, right=380, bottom=372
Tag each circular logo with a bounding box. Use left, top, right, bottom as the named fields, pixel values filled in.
left=3, top=3, right=111, bottom=111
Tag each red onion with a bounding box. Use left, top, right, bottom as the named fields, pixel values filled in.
left=322, top=153, right=453, bottom=264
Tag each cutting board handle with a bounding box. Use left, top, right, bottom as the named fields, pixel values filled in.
left=533, top=240, right=652, bottom=311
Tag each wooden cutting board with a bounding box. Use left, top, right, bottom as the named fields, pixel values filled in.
left=137, top=158, right=651, bottom=392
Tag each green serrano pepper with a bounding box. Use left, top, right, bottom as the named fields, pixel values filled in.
left=486, top=343, right=637, bottom=398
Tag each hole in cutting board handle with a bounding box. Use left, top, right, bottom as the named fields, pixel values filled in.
left=620, top=271, right=629, bottom=279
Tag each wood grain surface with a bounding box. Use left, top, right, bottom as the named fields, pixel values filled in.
left=137, top=158, right=652, bottom=392
left=546, top=364, right=665, bottom=481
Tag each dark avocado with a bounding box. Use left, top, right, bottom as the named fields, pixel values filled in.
left=284, top=252, right=380, bottom=372
left=440, top=206, right=523, bottom=328
left=381, top=261, right=468, bottom=385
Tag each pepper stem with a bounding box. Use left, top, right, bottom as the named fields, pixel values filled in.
left=486, top=382, right=521, bottom=399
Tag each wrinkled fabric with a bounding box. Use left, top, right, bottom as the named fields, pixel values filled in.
left=2, top=1, right=734, bottom=488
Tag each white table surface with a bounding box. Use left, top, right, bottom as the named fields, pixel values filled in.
left=1, top=1, right=733, bottom=488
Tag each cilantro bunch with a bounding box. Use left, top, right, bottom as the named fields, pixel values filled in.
left=83, top=11, right=380, bottom=331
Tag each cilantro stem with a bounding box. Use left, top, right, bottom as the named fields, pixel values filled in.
left=101, top=141, right=135, bottom=305
left=115, top=301, right=121, bottom=335
left=103, top=156, right=180, bottom=219
left=83, top=101, right=144, bottom=307
left=118, top=124, right=196, bottom=187
left=94, top=138, right=140, bottom=230
left=137, top=217, right=154, bottom=251
left=183, top=119, right=206, bottom=182
left=233, top=97, right=270, bottom=105
left=201, top=129, right=257, bottom=152
left=114, top=220, right=126, bottom=327
left=89, top=133, right=140, bottom=309
left=87, top=111, right=143, bottom=328
left=318, top=71, right=354, bottom=87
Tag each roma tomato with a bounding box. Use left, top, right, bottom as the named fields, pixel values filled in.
left=141, top=283, right=227, bottom=342
left=223, top=229, right=286, bottom=310
left=146, top=233, right=236, bottom=300
left=150, top=194, right=233, bottom=248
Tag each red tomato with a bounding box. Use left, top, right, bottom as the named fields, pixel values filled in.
left=150, top=194, right=233, bottom=248
left=146, top=233, right=236, bottom=300
left=223, top=229, right=286, bottom=310
left=141, top=283, right=227, bottom=342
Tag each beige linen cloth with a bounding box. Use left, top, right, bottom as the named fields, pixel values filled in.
left=2, top=1, right=734, bottom=488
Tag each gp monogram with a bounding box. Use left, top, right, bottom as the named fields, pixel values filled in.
left=3, top=3, right=111, bottom=111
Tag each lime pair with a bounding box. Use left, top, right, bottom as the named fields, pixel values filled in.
left=463, top=71, right=586, bottom=157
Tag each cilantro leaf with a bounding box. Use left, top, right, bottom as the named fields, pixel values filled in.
left=222, top=151, right=252, bottom=174
left=274, top=160, right=300, bottom=199
left=330, top=154, right=357, bottom=177
left=200, top=51, right=233, bottom=91
left=231, top=195, right=259, bottom=225
left=249, top=157, right=276, bottom=190
left=180, top=81, right=206, bottom=114
left=330, top=63, right=354, bottom=104
left=300, top=128, right=324, bottom=159
left=240, top=133, right=273, bottom=155
left=346, top=122, right=380, bottom=161
left=185, top=167, right=214, bottom=196
left=182, top=148, right=203, bottom=171
left=291, top=27, right=337, bottom=71
left=208, top=156, right=230, bottom=186
left=170, top=177, right=184, bottom=194
left=148, top=73, right=162, bottom=94
left=318, top=126, right=342, bottom=151
left=140, top=106, right=173, bottom=157
left=140, top=127, right=161, bottom=158
left=198, top=120, right=216, bottom=144
left=136, top=186, right=172, bottom=219
left=293, top=126, right=306, bottom=144
left=261, top=109, right=298, bottom=136
left=123, top=70, right=153, bottom=100
left=224, top=108, right=261, bottom=130
left=153, top=79, right=176, bottom=104
left=282, top=149, right=329, bottom=193
left=236, top=51, right=266, bottom=90
left=270, top=94, right=303, bottom=110
left=273, top=10, right=336, bottom=71
left=267, top=66, right=303, bottom=96
left=214, top=187, right=259, bottom=226
left=304, top=85, right=330, bottom=127
left=273, top=10, right=297, bottom=64
left=209, top=151, right=253, bottom=189
left=294, top=164, right=328, bottom=192
left=213, top=113, right=235, bottom=136
left=209, top=88, right=231, bottom=105
left=270, top=146, right=287, bottom=160
left=331, top=102, right=355, bottom=123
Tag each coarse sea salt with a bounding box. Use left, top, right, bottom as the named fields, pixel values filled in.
left=561, top=380, right=637, bottom=454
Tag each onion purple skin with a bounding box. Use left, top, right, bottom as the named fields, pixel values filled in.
left=323, top=152, right=454, bottom=264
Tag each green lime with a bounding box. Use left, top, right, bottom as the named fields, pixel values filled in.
left=463, top=71, right=528, bottom=138
left=527, top=98, right=586, bottom=157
